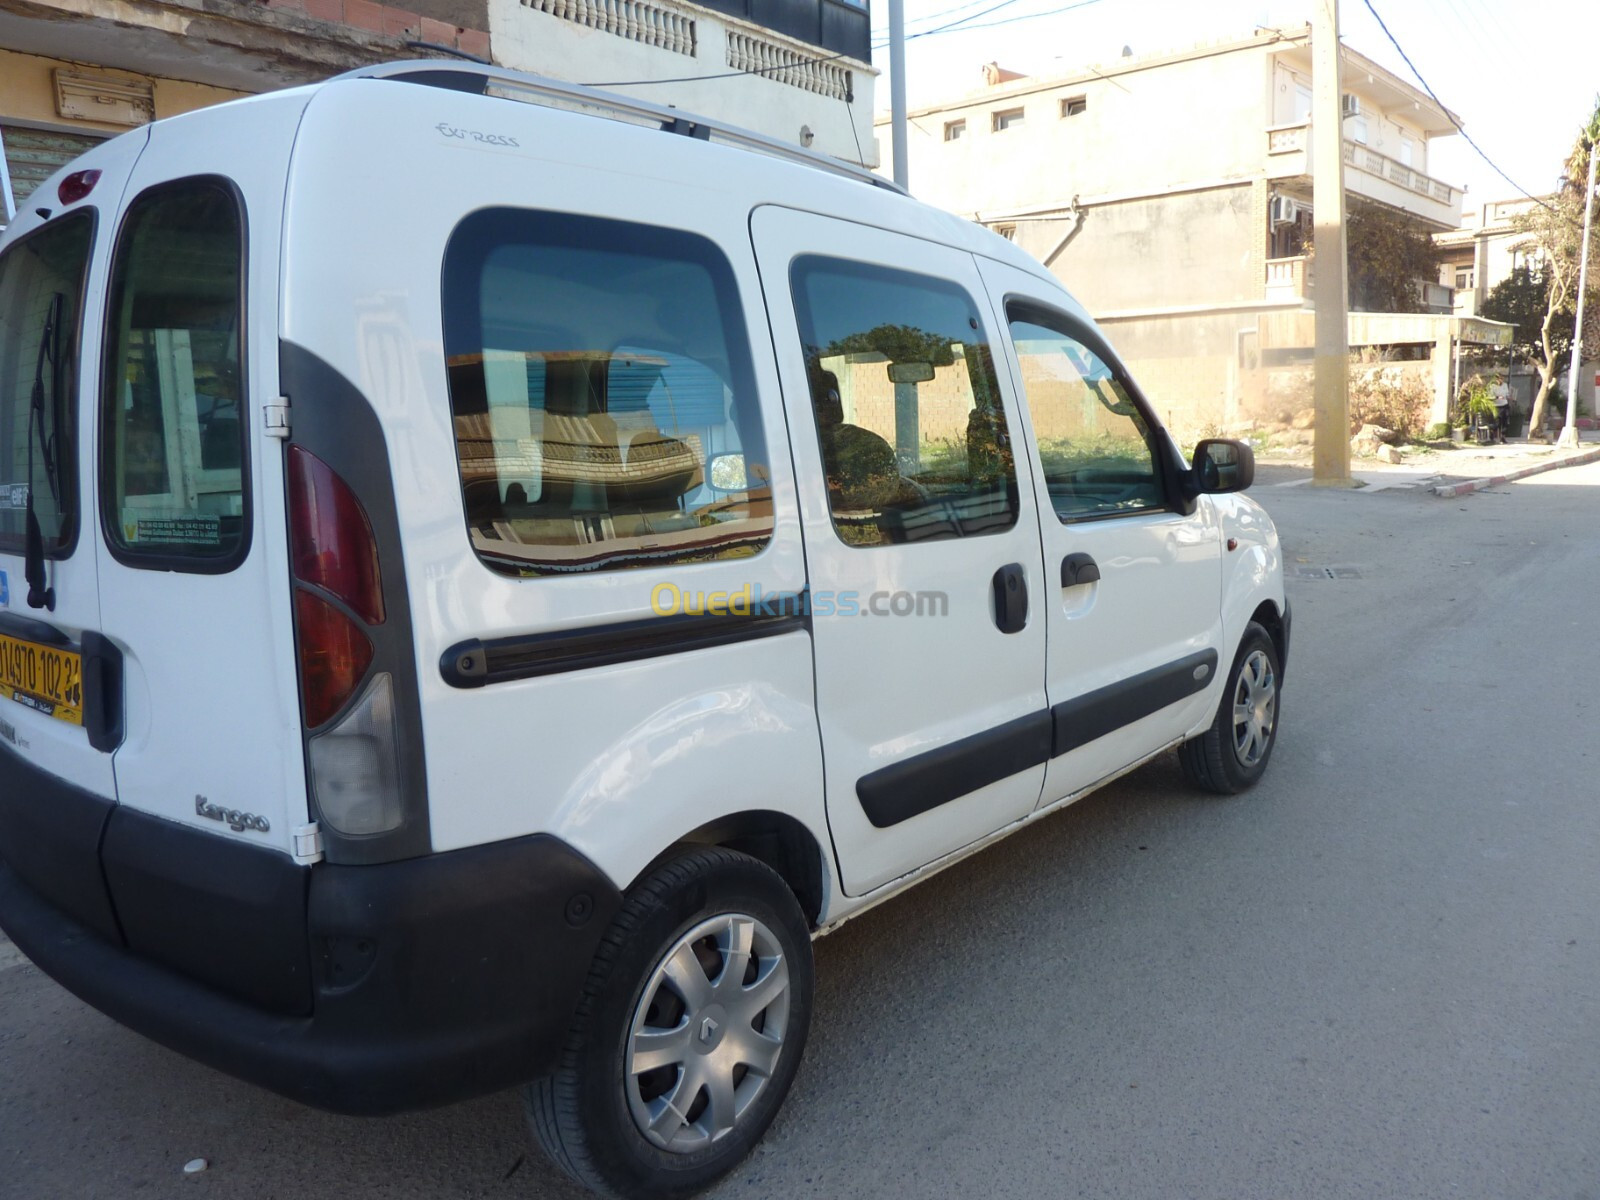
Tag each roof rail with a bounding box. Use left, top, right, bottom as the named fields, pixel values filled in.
left=331, top=60, right=904, bottom=195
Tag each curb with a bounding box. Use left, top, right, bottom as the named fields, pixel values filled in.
left=1431, top=446, right=1600, bottom=498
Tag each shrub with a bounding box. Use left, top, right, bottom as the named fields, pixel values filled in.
left=1348, top=373, right=1431, bottom=441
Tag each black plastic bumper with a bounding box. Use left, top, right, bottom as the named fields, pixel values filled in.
left=0, top=757, right=621, bottom=1115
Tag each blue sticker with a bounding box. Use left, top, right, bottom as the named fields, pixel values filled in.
left=0, top=569, right=8, bottom=607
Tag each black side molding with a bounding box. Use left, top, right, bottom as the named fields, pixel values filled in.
left=857, top=711, right=1053, bottom=829
left=442, top=601, right=810, bottom=688
left=856, top=649, right=1222, bottom=828
left=1051, top=649, right=1218, bottom=756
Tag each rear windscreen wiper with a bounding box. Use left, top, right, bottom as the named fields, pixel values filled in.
left=25, top=291, right=64, bottom=611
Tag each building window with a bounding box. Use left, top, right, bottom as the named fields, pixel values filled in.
left=992, top=108, right=1025, bottom=132
left=1060, top=96, right=1087, bottom=117
left=994, top=225, right=1016, bottom=240
left=1455, top=267, right=1475, bottom=291
left=1399, top=135, right=1414, bottom=167
left=1351, top=117, right=1368, bottom=145
left=944, top=120, right=966, bottom=142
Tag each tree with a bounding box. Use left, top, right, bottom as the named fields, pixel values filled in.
left=1345, top=200, right=1441, bottom=312
left=1496, top=99, right=1600, bottom=439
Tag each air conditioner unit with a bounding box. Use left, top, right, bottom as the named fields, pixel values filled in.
left=1341, top=93, right=1361, bottom=119
left=1270, top=196, right=1300, bottom=226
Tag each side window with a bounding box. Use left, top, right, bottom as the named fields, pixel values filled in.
left=442, top=209, right=773, bottom=579
left=102, top=179, right=247, bottom=568
left=1006, top=302, right=1165, bottom=522
left=790, top=257, right=1018, bottom=547
left=0, top=212, right=93, bottom=557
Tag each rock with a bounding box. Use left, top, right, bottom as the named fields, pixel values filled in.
left=1291, top=408, right=1316, bottom=430
left=1350, top=423, right=1398, bottom=455
left=1376, top=444, right=1404, bottom=464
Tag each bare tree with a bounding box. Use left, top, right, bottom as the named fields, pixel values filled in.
left=1507, top=99, right=1599, bottom=440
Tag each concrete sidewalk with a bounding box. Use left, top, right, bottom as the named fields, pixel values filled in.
left=1258, top=430, right=1600, bottom=495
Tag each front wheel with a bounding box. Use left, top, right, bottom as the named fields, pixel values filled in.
left=526, top=847, right=813, bottom=1200
left=1179, top=621, right=1281, bottom=794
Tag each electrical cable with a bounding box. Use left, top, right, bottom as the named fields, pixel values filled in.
left=873, top=0, right=1105, bottom=48
left=1358, top=0, right=1562, bottom=216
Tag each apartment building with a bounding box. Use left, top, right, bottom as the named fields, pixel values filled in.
left=879, top=27, right=1510, bottom=433
left=2, top=0, right=875, bottom=224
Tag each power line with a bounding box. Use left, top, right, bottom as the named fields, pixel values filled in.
left=872, top=0, right=1106, bottom=48
left=1357, top=0, right=1559, bottom=216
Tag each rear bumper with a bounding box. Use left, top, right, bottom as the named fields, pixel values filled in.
left=0, top=751, right=621, bottom=1115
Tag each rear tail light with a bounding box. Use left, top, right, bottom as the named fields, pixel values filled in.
left=294, top=591, right=375, bottom=728
left=288, top=446, right=385, bottom=624
left=288, top=444, right=403, bottom=836
left=307, top=672, right=404, bottom=836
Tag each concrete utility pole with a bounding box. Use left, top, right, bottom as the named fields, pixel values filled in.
left=1311, top=0, right=1354, bottom=486
left=1557, top=142, right=1596, bottom=448
left=888, top=0, right=908, bottom=190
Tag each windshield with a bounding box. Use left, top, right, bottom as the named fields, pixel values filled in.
left=0, top=214, right=93, bottom=555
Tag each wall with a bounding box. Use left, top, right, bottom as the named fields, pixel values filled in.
left=0, top=49, right=249, bottom=135
left=891, top=33, right=1279, bottom=219
left=489, top=0, right=877, bottom=166
left=1036, top=184, right=1259, bottom=313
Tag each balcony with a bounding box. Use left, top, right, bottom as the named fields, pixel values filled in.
left=1265, top=255, right=1312, bottom=302
left=1264, top=121, right=1460, bottom=227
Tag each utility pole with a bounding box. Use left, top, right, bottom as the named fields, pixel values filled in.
left=888, top=0, right=909, bottom=190
left=1311, top=0, right=1354, bottom=486
left=1557, top=141, right=1596, bottom=448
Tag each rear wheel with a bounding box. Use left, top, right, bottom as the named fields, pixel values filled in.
left=526, top=847, right=813, bottom=1200
left=1179, top=621, right=1280, bottom=794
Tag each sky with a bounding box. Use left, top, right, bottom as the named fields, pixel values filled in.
left=867, top=0, right=1600, bottom=221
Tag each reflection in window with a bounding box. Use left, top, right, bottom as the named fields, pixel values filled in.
left=1006, top=303, right=1163, bottom=521
left=0, top=213, right=92, bottom=555
left=791, top=257, right=1018, bottom=547
left=102, top=182, right=246, bottom=563
left=442, top=209, right=772, bottom=577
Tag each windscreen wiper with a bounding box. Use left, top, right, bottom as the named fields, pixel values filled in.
left=25, top=292, right=63, bottom=611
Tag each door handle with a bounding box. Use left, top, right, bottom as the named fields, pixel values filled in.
left=991, top=563, right=1029, bottom=634
left=1061, top=552, right=1100, bottom=588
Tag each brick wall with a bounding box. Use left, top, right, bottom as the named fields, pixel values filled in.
left=259, top=0, right=489, bottom=57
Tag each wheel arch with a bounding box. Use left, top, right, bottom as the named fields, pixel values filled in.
left=1248, top=598, right=1288, bottom=675
left=643, top=810, right=829, bottom=930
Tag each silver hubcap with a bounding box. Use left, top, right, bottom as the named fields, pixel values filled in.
left=1231, top=649, right=1277, bottom=767
left=625, top=914, right=791, bottom=1153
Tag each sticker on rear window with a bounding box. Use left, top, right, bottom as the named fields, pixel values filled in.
left=0, top=569, right=8, bottom=607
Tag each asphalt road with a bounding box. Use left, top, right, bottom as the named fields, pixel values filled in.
left=4, top=464, right=1599, bottom=1199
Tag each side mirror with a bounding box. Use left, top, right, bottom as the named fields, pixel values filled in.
left=1190, top=438, right=1254, bottom=494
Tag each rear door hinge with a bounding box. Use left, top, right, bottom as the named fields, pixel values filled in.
left=291, top=821, right=324, bottom=865
left=263, top=397, right=291, bottom=439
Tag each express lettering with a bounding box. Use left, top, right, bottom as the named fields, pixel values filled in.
left=434, top=123, right=520, bottom=148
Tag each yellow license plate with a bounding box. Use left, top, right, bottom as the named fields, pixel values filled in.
left=0, top=632, right=83, bottom=726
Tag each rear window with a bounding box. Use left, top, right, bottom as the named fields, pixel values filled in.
left=0, top=213, right=93, bottom=556
left=442, top=209, right=773, bottom=578
left=101, top=179, right=247, bottom=569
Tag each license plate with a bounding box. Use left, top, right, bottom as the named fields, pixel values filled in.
left=0, top=632, right=83, bottom=726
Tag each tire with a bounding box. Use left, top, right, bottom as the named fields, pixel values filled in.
left=526, top=847, right=814, bottom=1200
left=1179, top=621, right=1281, bottom=795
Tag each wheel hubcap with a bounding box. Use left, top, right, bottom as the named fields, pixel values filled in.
left=1231, top=649, right=1277, bottom=767
left=625, top=913, right=791, bottom=1153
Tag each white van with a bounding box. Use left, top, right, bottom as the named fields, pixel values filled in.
left=0, top=62, right=1288, bottom=1198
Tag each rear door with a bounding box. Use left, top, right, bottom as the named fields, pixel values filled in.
left=751, top=207, right=1049, bottom=896
left=90, top=110, right=306, bottom=854
left=978, top=258, right=1224, bottom=802
left=0, top=132, right=149, bottom=799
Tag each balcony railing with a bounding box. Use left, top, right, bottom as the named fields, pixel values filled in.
left=1265, top=122, right=1457, bottom=208
left=1343, top=140, right=1455, bottom=206
left=1265, top=255, right=1312, bottom=301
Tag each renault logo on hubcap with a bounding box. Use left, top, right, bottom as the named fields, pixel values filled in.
left=699, top=1016, right=720, bottom=1043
